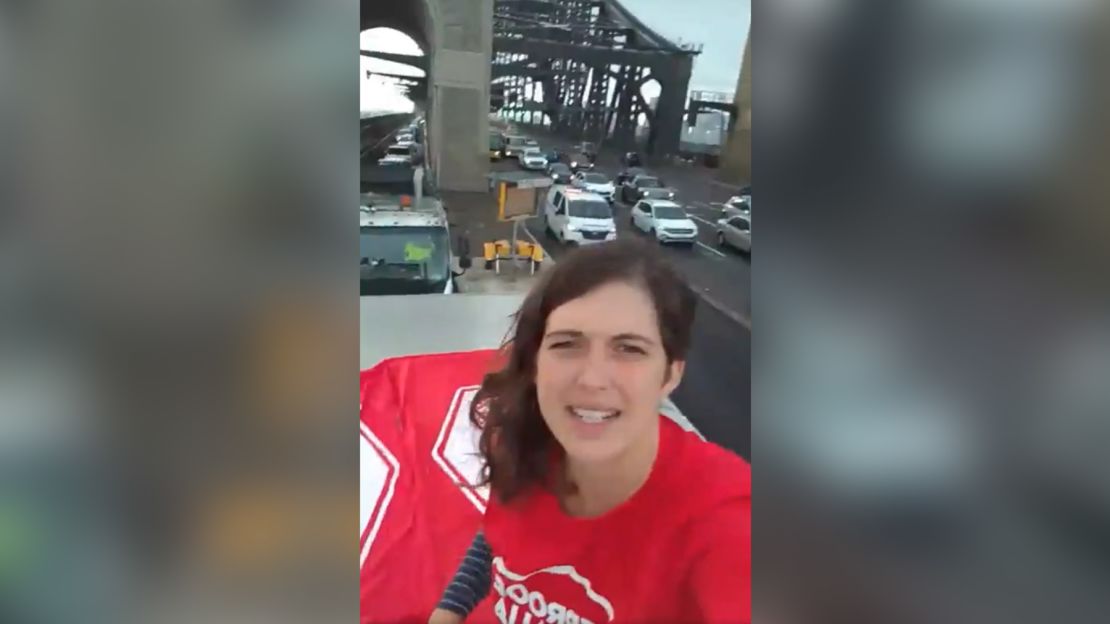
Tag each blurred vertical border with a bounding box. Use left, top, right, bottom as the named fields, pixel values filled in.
left=755, top=0, right=1110, bottom=622
left=0, top=1, right=358, bottom=622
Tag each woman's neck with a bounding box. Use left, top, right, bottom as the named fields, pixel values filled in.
left=560, top=421, right=660, bottom=518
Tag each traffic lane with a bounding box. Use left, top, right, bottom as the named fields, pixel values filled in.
left=507, top=129, right=741, bottom=249
left=671, top=298, right=751, bottom=461
left=511, top=128, right=736, bottom=207
left=523, top=198, right=751, bottom=323
left=685, top=201, right=749, bottom=249
left=620, top=197, right=724, bottom=253
left=496, top=133, right=751, bottom=319
left=609, top=200, right=751, bottom=322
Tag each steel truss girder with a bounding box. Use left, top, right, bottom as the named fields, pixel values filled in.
left=491, top=0, right=694, bottom=156
left=359, top=50, right=428, bottom=73
left=493, top=37, right=675, bottom=69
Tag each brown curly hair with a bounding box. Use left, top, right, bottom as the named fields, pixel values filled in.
left=469, top=238, right=697, bottom=504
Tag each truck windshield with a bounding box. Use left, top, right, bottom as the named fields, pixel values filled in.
left=568, top=199, right=612, bottom=219
left=360, top=226, right=450, bottom=295
left=386, top=146, right=410, bottom=156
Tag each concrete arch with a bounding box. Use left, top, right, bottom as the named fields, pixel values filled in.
left=360, top=0, right=434, bottom=51
left=362, top=0, right=491, bottom=191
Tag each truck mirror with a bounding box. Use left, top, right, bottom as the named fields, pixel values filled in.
left=456, top=235, right=471, bottom=270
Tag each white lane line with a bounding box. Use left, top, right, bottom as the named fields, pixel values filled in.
left=698, top=290, right=752, bottom=330
left=711, top=179, right=746, bottom=192
left=696, top=242, right=727, bottom=258
left=686, top=215, right=727, bottom=257
left=522, top=219, right=554, bottom=264
left=689, top=214, right=718, bottom=228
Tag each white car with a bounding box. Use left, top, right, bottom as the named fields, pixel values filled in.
left=716, top=214, right=751, bottom=253
left=724, top=192, right=751, bottom=218
left=571, top=172, right=616, bottom=203
left=518, top=147, right=548, bottom=171
left=543, top=187, right=617, bottom=246
left=630, top=199, right=699, bottom=245
left=377, top=144, right=413, bottom=165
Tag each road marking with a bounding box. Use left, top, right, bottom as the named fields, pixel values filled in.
left=521, top=219, right=554, bottom=264
left=689, top=214, right=718, bottom=228
left=698, top=289, right=752, bottom=330
left=711, top=179, right=747, bottom=192
left=696, top=241, right=727, bottom=258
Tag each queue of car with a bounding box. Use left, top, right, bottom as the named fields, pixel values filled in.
left=378, top=120, right=424, bottom=166
left=488, top=127, right=750, bottom=255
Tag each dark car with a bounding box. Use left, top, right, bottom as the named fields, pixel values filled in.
left=574, top=142, right=598, bottom=161
left=546, top=162, right=573, bottom=184
left=620, top=173, right=666, bottom=204
left=615, top=167, right=646, bottom=186
left=568, top=152, right=595, bottom=173
left=621, top=152, right=642, bottom=167
left=640, top=186, right=677, bottom=201
left=544, top=148, right=562, bottom=163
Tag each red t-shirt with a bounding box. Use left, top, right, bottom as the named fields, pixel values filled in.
left=471, top=416, right=751, bottom=624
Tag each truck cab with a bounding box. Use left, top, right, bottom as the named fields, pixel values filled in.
left=360, top=166, right=468, bottom=296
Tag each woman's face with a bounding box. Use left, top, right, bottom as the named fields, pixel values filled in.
left=535, top=281, right=685, bottom=466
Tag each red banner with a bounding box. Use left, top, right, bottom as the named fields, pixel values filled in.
left=359, top=349, right=500, bottom=623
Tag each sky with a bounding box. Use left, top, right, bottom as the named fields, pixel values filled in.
left=619, top=0, right=750, bottom=93
left=360, top=30, right=422, bottom=115
left=360, top=0, right=751, bottom=114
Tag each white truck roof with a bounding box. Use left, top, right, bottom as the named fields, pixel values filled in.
left=359, top=206, right=445, bottom=229
left=360, top=294, right=524, bottom=367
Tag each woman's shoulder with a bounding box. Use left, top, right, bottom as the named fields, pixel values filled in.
left=649, top=424, right=749, bottom=565
left=664, top=419, right=750, bottom=493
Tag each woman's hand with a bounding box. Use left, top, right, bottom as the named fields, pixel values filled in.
left=428, top=607, right=465, bottom=624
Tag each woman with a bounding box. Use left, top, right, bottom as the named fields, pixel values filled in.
left=430, top=239, right=750, bottom=623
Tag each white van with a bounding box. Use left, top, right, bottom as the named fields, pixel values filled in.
left=543, top=187, right=616, bottom=246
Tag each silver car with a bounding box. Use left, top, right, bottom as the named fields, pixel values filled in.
left=716, top=214, right=751, bottom=253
